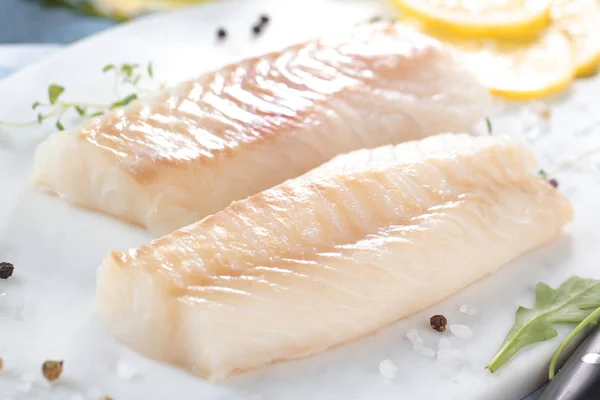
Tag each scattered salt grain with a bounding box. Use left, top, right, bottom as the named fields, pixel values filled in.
left=34, top=378, right=52, bottom=389
left=20, top=372, right=35, bottom=382
left=16, top=382, right=32, bottom=393
left=450, top=324, right=473, bottom=340
left=413, top=344, right=436, bottom=358
left=86, top=387, right=103, bottom=399
left=459, top=304, right=478, bottom=316
left=437, top=349, right=465, bottom=364
left=14, top=303, right=25, bottom=321
left=437, top=349, right=466, bottom=377
left=378, top=359, right=398, bottom=379
left=116, top=361, right=138, bottom=381
left=406, top=329, right=424, bottom=345
left=438, top=337, right=453, bottom=350
left=69, top=394, right=85, bottom=400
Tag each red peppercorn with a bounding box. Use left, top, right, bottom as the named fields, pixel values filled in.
left=260, top=14, right=270, bottom=24
left=217, top=28, right=227, bottom=40
left=549, top=178, right=559, bottom=188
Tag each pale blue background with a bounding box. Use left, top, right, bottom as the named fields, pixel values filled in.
left=0, top=1, right=549, bottom=398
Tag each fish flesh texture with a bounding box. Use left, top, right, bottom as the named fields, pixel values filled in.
left=33, top=22, right=491, bottom=235
left=96, top=133, right=573, bottom=380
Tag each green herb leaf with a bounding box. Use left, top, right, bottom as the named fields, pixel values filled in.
left=37, top=113, right=44, bottom=124
left=110, top=93, right=138, bottom=109
left=75, top=105, right=87, bottom=116
left=147, top=62, right=154, bottom=78
left=486, top=117, right=493, bottom=135
left=120, top=64, right=139, bottom=78
left=55, top=120, right=65, bottom=131
left=90, top=111, right=104, bottom=117
left=132, top=75, right=142, bottom=85
left=48, top=84, right=65, bottom=105
left=487, top=277, right=600, bottom=373
left=32, top=101, right=41, bottom=110
left=102, top=64, right=115, bottom=73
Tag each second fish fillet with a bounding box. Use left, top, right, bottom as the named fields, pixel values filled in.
left=96, top=133, right=572, bottom=380
left=33, top=22, right=491, bottom=235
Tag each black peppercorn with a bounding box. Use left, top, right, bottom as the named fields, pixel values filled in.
left=0, top=262, right=14, bottom=279
left=430, top=314, right=448, bottom=333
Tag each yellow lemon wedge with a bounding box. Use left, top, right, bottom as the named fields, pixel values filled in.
left=93, top=0, right=211, bottom=18
left=551, top=0, right=600, bottom=77
left=391, top=0, right=552, bottom=39
left=401, top=20, right=575, bottom=100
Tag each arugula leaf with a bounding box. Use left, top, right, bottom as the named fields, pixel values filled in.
left=110, top=93, right=138, bottom=109
left=147, top=62, right=154, bottom=79
left=102, top=64, right=115, bottom=73
left=487, top=277, right=600, bottom=373
left=120, top=64, right=139, bottom=78
left=75, top=106, right=87, bottom=116
left=32, top=101, right=41, bottom=110
left=549, top=305, right=600, bottom=379
left=55, top=120, right=65, bottom=131
left=48, top=84, right=65, bottom=105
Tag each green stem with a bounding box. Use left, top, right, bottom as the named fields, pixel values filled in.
left=548, top=148, right=600, bottom=176
left=0, top=120, right=38, bottom=127
left=549, top=305, right=600, bottom=380
left=59, top=101, right=109, bottom=109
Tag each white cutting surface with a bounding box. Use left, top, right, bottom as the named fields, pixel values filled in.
left=0, top=0, right=600, bottom=399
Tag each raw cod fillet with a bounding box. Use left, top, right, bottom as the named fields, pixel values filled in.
left=33, top=22, right=491, bottom=235
left=96, top=133, right=573, bottom=380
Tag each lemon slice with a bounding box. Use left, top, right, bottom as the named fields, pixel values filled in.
left=93, top=0, right=211, bottom=17
left=551, top=0, right=600, bottom=77
left=457, top=29, right=575, bottom=99
left=401, top=20, right=575, bottom=100
left=391, top=0, right=552, bottom=39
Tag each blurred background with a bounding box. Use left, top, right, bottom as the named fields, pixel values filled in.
left=0, top=0, right=209, bottom=78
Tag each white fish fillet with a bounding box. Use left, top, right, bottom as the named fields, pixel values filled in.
left=33, top=22, right=491, bottom=235
left=96, top=133, right=573, bottom=380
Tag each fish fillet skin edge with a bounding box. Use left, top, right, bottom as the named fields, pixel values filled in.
left=32, top=22, right=491, bottom=235
left=96, top=133, right=573, bottom=380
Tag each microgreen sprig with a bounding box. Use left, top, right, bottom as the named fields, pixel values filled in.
left=0, top=62, right=162, bottom=131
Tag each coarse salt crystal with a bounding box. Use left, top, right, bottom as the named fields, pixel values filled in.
left=14, top=303, right=25, bottom=321
left=34, top=378, right=52, bottom=389
left=437, top=349, right=466, bottom=370
left=459, top=304, right=478, bottom=316
left=406, top=329, right=424, bottom=345
left=413, top=344, right=436, bottom=358
left=16, top=382, right=32, bottom=393
left=69, top=394, right=85, bottom=400
left=438, top=337, right=453, bottom=350
left=450, top=324, right=473, bottom=340
left=378, top=359, right=398, bottom=380
left=86, top=387, right=103, bottom=399
left=20, top=372, right=36, bottom=382
left=116, top=361, right=138, bottom=380
left=437, top=349, right=466, bottom=377
left=437, top=349, right=465, bottom=364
